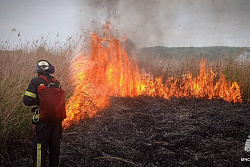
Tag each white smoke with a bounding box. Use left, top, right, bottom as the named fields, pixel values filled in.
left=76, top=0, right=250, bottom=47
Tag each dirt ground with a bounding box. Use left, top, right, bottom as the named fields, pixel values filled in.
left=2, top=96, right=250, bottom=167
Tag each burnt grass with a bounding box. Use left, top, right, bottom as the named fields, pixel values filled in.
left=3, top=96, right=250, bottom=167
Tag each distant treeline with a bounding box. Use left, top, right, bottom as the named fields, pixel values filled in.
left=136, top=46, right=250, bottom=59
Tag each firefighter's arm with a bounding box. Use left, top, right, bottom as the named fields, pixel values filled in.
left=23, top=80, right=38, bottom=106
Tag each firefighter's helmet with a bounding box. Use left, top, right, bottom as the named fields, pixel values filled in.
left=35, top=60, right=55, bottom=74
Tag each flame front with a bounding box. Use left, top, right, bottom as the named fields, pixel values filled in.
left=63, top=33, right=242, bottom=128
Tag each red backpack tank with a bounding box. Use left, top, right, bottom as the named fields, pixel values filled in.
left=38, top=75, right=66, bottom=121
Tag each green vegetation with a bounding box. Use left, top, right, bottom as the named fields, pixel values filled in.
left=137, top=46, right=250, bottom=60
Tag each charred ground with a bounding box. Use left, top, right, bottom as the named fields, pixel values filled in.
left=3, top=97, right=250, bottom=167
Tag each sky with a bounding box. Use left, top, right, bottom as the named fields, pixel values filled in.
left=0, top=0, right=250, bottom=49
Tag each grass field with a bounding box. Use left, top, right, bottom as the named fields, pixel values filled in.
left=0, top=40, right=250, bottom=163
left=0, top=42, right=74, bottom=159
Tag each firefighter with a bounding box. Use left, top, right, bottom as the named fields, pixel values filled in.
left=23, top=60, right=64, bottom=167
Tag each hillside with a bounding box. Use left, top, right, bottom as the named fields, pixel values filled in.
left=136, top=46, right=250, bottom=60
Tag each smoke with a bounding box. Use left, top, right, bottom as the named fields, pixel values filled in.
left=77, top=0, right=168, bottom=48
left=76, top=0, right=250, bottom=47
left=85, top=0, right=120, bottom=20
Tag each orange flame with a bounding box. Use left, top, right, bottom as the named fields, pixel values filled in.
left=63, top=32, right=242, bottom=128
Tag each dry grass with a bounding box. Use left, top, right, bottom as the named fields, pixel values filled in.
left=0, top=38, right=249, bottom=161
left=134, top=52, right=250, bottom=100
left=135, top=53, right=202, bottom=81
left=222, top=57, right=250, bottom=100
left=0, top=41, right=75, bottom=157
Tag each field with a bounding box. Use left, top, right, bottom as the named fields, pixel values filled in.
left=0, top=40, right=250, bottom=166
left=3, top=97, right=250, bottom=166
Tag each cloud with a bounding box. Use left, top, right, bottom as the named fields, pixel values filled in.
left=0, top=0, right=79, bottom=45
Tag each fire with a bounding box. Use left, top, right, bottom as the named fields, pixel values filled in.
left=63, top=30, right=242, bottom=128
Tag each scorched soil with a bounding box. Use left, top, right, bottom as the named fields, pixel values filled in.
left=3, top=96, right=250, bottom=167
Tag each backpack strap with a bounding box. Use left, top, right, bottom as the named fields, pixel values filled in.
left=39, top=75, right=56, bottom=84
left=39, top=75, right=49, bottom=84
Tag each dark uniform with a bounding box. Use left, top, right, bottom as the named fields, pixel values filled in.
left=23, top=73, right=62, bottom=167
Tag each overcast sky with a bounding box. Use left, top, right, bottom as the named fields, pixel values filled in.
left=0, top=0, right=250, bottom=49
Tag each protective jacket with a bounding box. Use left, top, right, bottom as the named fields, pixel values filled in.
left=23, top=74, right=61, bottom=106
left=23, top=74, right=62, bottom=167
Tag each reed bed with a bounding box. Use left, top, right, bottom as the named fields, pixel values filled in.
left=0, top=38, right=249, bottom=161
left=0, top=40, right=75, bottom=159
left=134, top=52, right=250, bottom=100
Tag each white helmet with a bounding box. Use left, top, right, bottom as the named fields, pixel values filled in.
left=35, top=60, right=55, bottom=74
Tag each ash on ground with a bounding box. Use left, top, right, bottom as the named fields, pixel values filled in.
left=5, top=97, right=250, bottom=167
